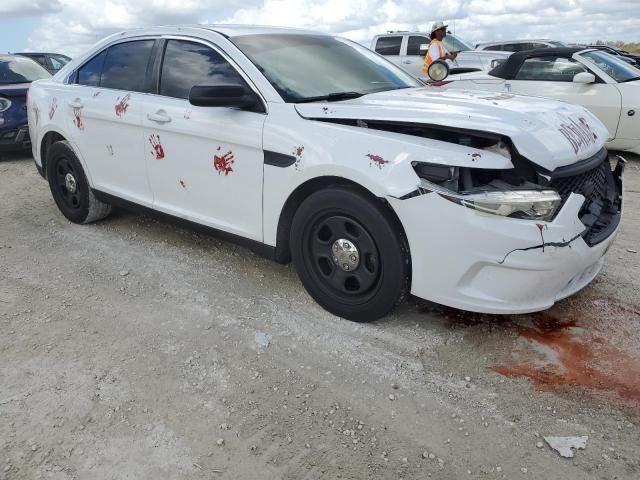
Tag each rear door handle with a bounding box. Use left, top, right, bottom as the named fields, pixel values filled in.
left=68, top=100, right=83, bottom=109
left=147, top=111, right=171, bottom=124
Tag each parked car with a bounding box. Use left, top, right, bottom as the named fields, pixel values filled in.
left=14, top=53, right=71, bottom=75
left=371, top=32, right=511, bottom=77
left=29, top=26, right=623, bottom=321
left=445, top=47, right=640, bottom=154
left=476, top=39, right=568, bottom=52
left=0, top=54, right=51, bottom=152
left=584, top=45, right=640, bottom=67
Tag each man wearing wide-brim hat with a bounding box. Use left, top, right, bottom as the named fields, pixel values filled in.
left=422, top=21, right=458, bottom=74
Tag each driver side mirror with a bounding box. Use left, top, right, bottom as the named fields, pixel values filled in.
left=189, top=84, right=258, bottom=109
left=419, top=43, right=429, bottom=56
left=573, top=72, right=596, bottom=84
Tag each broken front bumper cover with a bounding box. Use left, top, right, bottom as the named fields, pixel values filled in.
left=388, top=159, right=624, bottom=314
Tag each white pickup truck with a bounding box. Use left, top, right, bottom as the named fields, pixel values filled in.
left=371, top=32, right=511, bottom=78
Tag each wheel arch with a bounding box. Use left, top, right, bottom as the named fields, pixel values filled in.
left=274, top=176, right=412, bottom=280
left=40, top=130, right=67, bottom=179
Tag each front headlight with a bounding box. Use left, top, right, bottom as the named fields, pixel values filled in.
left=420, top=179, right=562, bottom=221
left=0, top=97, right=12, bottom=113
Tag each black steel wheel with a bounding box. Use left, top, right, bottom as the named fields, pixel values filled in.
left=291, top=186, right=410, bottom=322
left=46, top=140, right=111, bottom=224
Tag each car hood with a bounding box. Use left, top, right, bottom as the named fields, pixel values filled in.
left=295, top=87, right=609, bottom=171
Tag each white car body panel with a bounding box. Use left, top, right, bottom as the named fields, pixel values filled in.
left=294, top=88, right=608, bottom=169
left=28, top=25, right=624, bottom=316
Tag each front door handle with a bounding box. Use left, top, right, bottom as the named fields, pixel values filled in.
left=147, top=111, right=172, bottom=124
left=68, top=99, right=83, bottom=109
left=402, top=60, right=412, bottom=64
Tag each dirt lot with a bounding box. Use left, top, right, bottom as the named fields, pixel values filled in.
left=1, top=151, right=639, bottom=479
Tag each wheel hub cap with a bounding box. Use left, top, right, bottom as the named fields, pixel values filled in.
left=64, top=173, right=77, bottom=194
left=332, top=238, right=360, bottom=272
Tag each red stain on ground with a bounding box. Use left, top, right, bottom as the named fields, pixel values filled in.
left=492, top=311, right=640, bottom=407
left=149, top=134, right=165, bottom=160
left=115, top=94, right=131, bottom=117
left=48, top=98, right=57, bottom=120
left=366, top=154, right=389, bottom=169
left=213, top=150, right=235, bottom=176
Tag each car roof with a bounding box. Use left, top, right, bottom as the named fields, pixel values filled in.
left=191, top=24, right=328, bottom=38
left=489, top=47, right=589, bottom=79
left=13, top=52, right=70, bottom=57
left=478, top=39, right=557, bottom=44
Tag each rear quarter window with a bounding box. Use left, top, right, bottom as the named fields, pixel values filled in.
left=77, top=50, right=107, bottom=86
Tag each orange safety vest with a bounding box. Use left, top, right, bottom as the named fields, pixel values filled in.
left=422, top=39, right=445, bottom=73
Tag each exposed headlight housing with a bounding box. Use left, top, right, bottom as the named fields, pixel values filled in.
left=0, top=97, right=11, bottom=113
left=420, top=178, right=562, bottom=221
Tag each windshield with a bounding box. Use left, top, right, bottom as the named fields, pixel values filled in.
left=580, top=50, right=640, bottom=82
left=443, top=35, right=473, bottom=52
left=232, top=34, right=422, bottom=103
left=549, top=41, right=568, bottom=47
left=0, top=56, right=51, bottom=85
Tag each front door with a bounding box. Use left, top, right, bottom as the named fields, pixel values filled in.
left=142, top=39, right=266, bottom=241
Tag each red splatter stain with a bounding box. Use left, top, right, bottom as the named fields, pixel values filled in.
left=213, top=150, right=235, bottom=176
left=115, top=94, right=131, bottom=118
left=106, top=145, right=114, bottom=156
left=294, top=145, right=305, bottom=157
left=149, top=134, right=165, bottom=160
left=179, top=179, right=187, bottom=189
left=427, top=81, right=452, bottom=87
left=92, top=91, right=101, bottom=98
left=493, top=313, right=640, bottom=405
left=48, top=98, right=57, bottom=120
left=366, top=154, right=389, bottom=169
left=73, top=107, right=84, bottom=130
left=469, top=152, right=482, bottom=161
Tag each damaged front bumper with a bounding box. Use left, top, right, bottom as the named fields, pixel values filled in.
left=388, top=159, right=624, bottom=314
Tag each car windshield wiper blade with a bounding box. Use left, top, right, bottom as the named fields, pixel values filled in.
left=295, top=91, right=365, bottom=104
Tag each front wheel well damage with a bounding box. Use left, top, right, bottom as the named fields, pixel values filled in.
left=40, top=131, right=67, bottom=178
left=274, top=176, right=411, bottom=274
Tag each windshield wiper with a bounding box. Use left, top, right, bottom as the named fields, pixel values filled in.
left=295, top=91, right=365, bottom=104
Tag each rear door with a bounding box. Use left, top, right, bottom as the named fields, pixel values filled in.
left=401, top=35, right=429, bottom=77
left=373, top=36, right=404, bottom=68
left=506, top=55, right=622, bottom=136
left=68, top=39, right=156, bottom=206
left=141, top=38, right=266, bottom=240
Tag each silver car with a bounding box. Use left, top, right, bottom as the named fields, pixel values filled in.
left=370, top=32, right=511, bottom=78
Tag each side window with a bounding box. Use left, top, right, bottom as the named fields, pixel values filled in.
left=529, top=43, right=546, bottom=50
left=515, top=56, right=588, bottom=82
left=77, top=50, right=107, bottom=87
left=407, top=36, right=429, bottom=56
left=502, top=43, right=526, bottom=52
left=48, top=56, right=66, bottom=71
left=484, top=44, right=503, bottom=51
left=159, top=40, right=247, bottom=100
left=374, top=37, right=403, bottom=56
left=100, top=40, right=154, bottom=92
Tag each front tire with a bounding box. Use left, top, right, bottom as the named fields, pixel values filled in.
left=290, top=186, right=410, bottom=322
left=46, top=140, right=111, bottom=224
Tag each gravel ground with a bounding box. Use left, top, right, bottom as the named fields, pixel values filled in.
left=1, top=151, right=639, bottom=480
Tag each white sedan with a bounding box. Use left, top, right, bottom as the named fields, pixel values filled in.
left=445, top=47, right=640, bottom=154
left=28, top=26, right=623, bottom=321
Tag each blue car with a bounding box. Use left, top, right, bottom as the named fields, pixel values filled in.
left=0, top=54, right=51, bottom=152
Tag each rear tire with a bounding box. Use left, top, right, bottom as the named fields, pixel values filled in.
left=290, top=186, right=410, bottom=322
left=46, top=141, right=111, bottom=224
